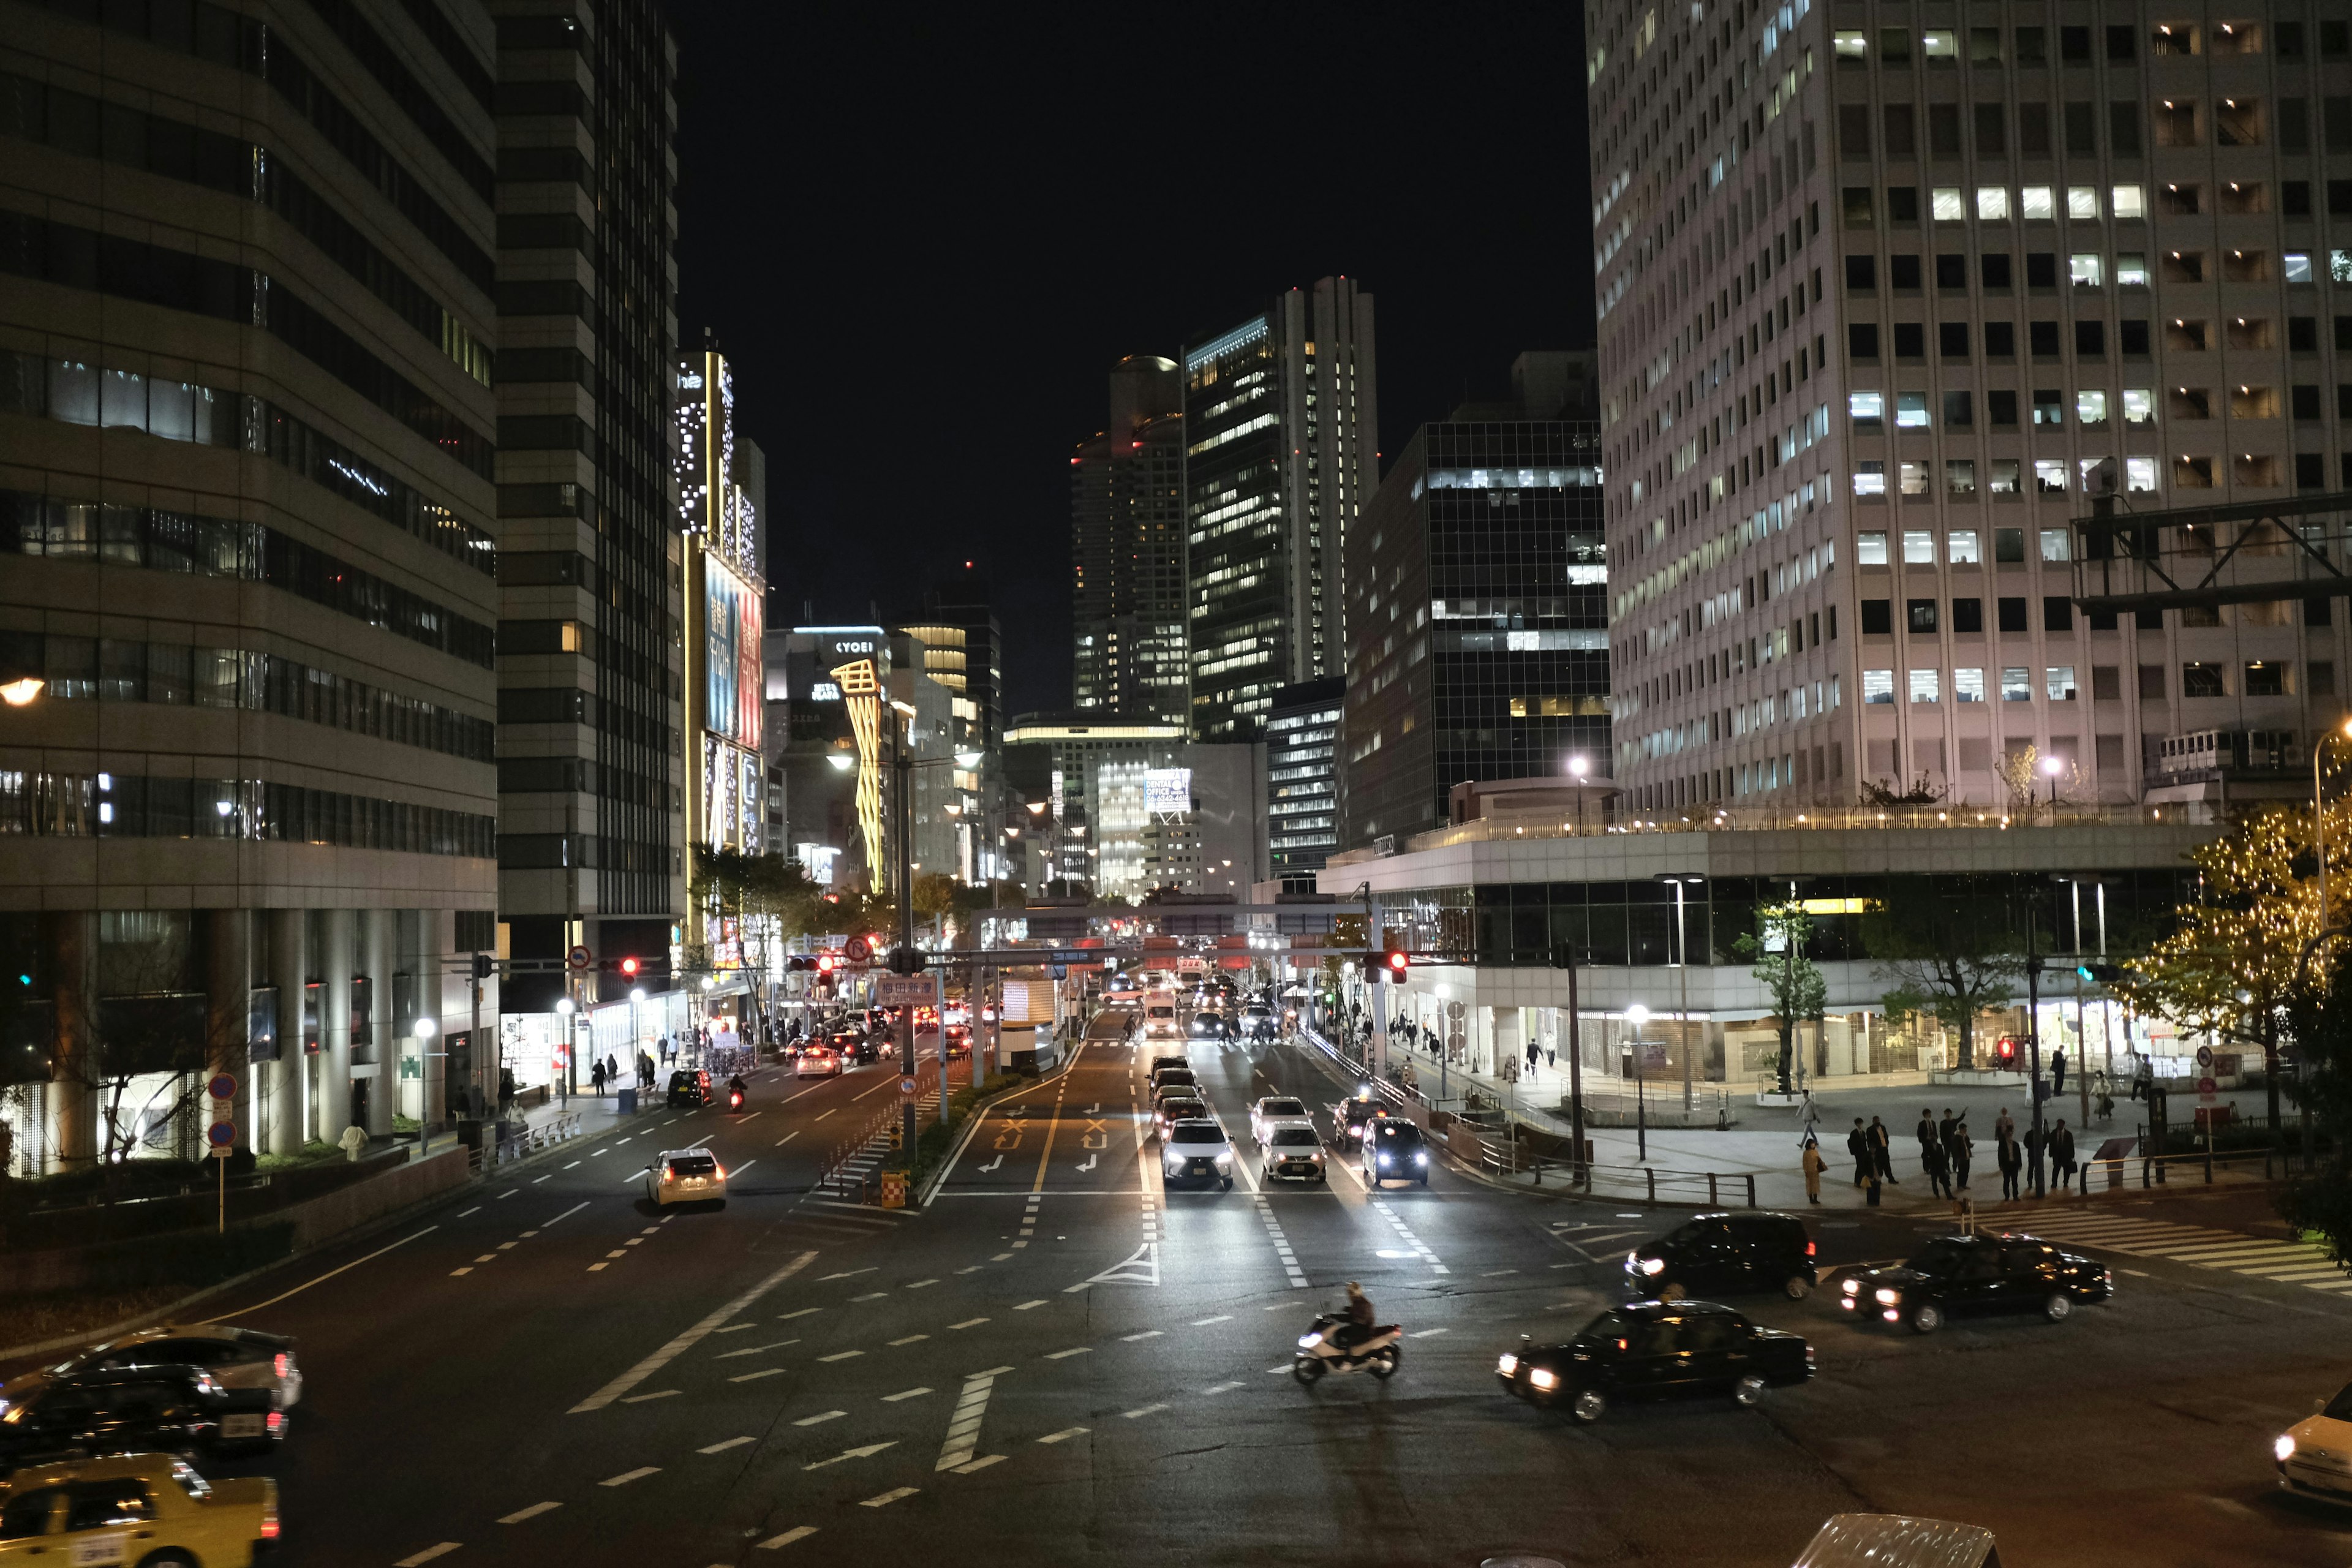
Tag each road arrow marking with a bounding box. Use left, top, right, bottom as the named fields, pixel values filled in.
left=977, top=1154, right=1005, bottom=1172
left=804, top=1441, right=896, bottom=1471
left=1076, top=1153, right=1098, bottom=1172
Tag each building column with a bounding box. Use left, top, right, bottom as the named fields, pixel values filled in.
left=318, top=908, right=354, bottom=1142
left=267, top=908, right=306, bottom=1156
left=360, top=908, right=393, bottom=1136
left=202, top=909, right=251, bottom=1154
left=45, top=910, right=97, bottom=1170
left=1492, top=1006, right=1522, bottom=1082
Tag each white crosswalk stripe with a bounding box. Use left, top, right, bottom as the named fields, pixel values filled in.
left=2015, top=1210, right=2346, bottom=1294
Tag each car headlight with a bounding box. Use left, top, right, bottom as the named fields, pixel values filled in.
left=1842, top=1278, right=1861, bottom=1295
left=1874, top=1287, right=1899, bottom=1305
left=1378, top=1154, right=1392, bottom=1166
left=2277, top=1434, right=2299, bottom=1462
left=1640, top=1257, right=1665, bottom=1276
left=1497, top=1353, right=1518, bottom=1376
left=1299, top=1333, right=1324, bottom=1349
left=1214, top=1152, right=1232, bottom=1167
left=1528, top=1367, right=1559, bottom=1390
left=1414, top=1152, right=1427, bottom=1165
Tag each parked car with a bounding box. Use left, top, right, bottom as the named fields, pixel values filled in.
left=1496, top=1300, right=1814, bottom=1423
left=0, top=1454, right=279, bottom=1566
left=1624, top=1212, right=1819, bottom=1301
left=0, top=1368, right=284, bottom=1473
left=1839, top=1232, right=2113, bottom=1333
left=645, top=1148, right=728, bottom=1209
left=49, top=1326, right=302, bottom=1410
left=2274, top=1379, right=2352, bottom=1506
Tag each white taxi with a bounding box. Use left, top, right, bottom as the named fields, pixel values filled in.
left=2277, top=1380, right=2352, bottom=1505
left=645, top=1148, right=728, bottom=1209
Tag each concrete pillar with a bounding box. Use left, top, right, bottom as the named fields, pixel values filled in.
left=45, top=910, right=97, bottom=1170
left=1493, top=1006, right=1523, bottom=1080
left=203, top=909, right=252, bottom=1154
left=267, top=908, right=305, bottom=1156
left=360, top=908, right=393, bottom=1136
left=318, top=908, right=353, bottom=1144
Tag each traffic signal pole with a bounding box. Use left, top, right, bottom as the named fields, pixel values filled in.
left=894, top=706, right=919, bottom=1159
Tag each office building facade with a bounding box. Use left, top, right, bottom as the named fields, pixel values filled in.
left=1589, top=2, right=2350, bottom=816
left=1183, top=278, right=1378, bottom=741
left=1343, top=355, right=1610, bottom=848
left=491, top=0, right=682, bottom=1009
left=1002, top=715, right=1267, bottom=900
left=1, top=0, right=503, bottom=1167
left=1071, top=354, right=1189, bottom=728
left=1265, top=677, right=1344, bottom=883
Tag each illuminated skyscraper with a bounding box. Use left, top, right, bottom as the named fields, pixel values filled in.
left=1071, top=355, right=1188, bottom=728
left=1183, top=279, right=1378, bottom=741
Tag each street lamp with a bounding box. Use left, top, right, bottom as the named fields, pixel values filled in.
left=2041, top=753, right=2064, bottom=808
left=1657, top=875, right=1703, bottom=1109
left=555, top=996, right=576, bottom=1099
left=1626, top=1003, right=1651, bottom=1162
left=1567, top=753, right=1592, bottom=835
left=0, top=676, right=42, bottom=706
left=826, top=752, right=855, bottom=772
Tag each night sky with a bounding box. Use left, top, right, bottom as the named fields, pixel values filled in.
left=670, top=4, right=1597, bottom=720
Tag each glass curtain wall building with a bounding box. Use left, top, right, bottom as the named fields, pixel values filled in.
left=1265, top=677, right=1344, bottom=883
left=1182, top=279, right=1378, bottom=741
left=1343, top=355, right=1610, bottom=848
left=491, top=0, right=681, bottom=1007
left=1071, top=355, right=1188, bottom=729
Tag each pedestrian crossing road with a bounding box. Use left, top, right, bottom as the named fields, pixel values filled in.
left=2007, top=1208, right=2352, bottom=1294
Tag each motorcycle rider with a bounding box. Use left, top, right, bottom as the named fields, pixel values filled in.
left=1336, top=1280, right=1376, bottom=1352
left=726, top=1071, right=747, bottom=1107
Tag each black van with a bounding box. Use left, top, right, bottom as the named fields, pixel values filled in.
left=1623, top=1212, right=1817, bottom=1300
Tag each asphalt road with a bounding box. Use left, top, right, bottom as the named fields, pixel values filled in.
left=23, top=1008, right=2352, bottom=1568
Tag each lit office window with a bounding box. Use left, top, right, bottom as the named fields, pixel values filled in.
left=1954, top=668, right=1987, bottom=702
left=1858, top=530, right=1891, bottom=564
left=1903, top=529, right=1937, bottom=564
left=2067, top=187, right=2101, bottom=219
left=2046, top=666, right=2078, bottom=701
left=2001, top=667, right=2034, bottom=701
left=1910, top=669, right=1942, bottom=704
left=1863, top=669, right=1896, bottom=703
left=1978, top=187, right=2012, bottom=221
left=2041, top=527, right=2073, bottom=561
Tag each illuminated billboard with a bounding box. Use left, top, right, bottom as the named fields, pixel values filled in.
left=1143, top=767, right=1193, bottom=815
left=704, top=559, right=763, bottom=748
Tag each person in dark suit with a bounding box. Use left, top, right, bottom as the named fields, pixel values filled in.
left=1997, top=1131, right=2024, bottom=1199
left=1846, top=1118, right=1871, bottom=1187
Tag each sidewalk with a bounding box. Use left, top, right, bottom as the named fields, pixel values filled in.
left=1330, top=1025, right=2275, bottom=1217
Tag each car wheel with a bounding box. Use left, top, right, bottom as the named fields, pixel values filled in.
left=1570, top=1389, right=1607, bottom=1423
left=1292, top=1356, right=1327, bottom=1385
left=1732, top=1373, right=1769, bottom=1407
left=1784, top=1275, right=1811, bottom=1300
left=1910, top=1303, right=1943, bottom=1334
left=137, top=1553, right=200, bottom=1568
left=1221, top=1177, right=1233, bottom=1191
left=2043, top=1292, right=2074, bottom=1322
left=1420, top=1172, right=1430, bottom=1186
left=1370, top=1347, right=1401, bottom=1379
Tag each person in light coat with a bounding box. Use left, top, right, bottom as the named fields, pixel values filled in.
left=1801, top=1136, right=1828, bottom=1205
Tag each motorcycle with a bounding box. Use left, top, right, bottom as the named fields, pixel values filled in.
left=1293, top=1313, right=1402, bottom=1384
left=726, top=1084, right=746, bottom=1112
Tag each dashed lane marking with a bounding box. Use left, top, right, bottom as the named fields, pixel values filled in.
left=698, top=1437, right=754, bottom=1453
left=817, top=1350, right=864, bottom=1363
left=598, top=1468, right=659, bottom=1487
left=619, top=1389, right=679, bottom=1403
left=1013, top=1299, right=1048, bottom=1311
left=499, top=1502, right=561, bottom=1523
left=1038, top=1427, right=1088, bottom=1444
left=718, top=1341, right=799, bottom=1360
left=889, top=1334, right=930, bottom=1346
left=792, top=1410, right=846, bottom=1427
left=568, top=1252, right=818, bottom=1413
left=756, top=1526, right=817, bottom=1549
left=1044, top=1346, right=1092, bottom=1360
left=1202, top=1381, right=1245, bottom=1395
left=394, top=1545, right=461, bottom=1566
left=1121, top=1403, right=1168, bottom=1419
left=883, top=1387, right=933, bottom=1401
left=952, top=1454, right=1006, bottom=1473
left=457, top=1206, right=481, bottom=1218
left=948, top=1317, right=988, bottom=1330
left=861, top=1488, right=920, bottom=1508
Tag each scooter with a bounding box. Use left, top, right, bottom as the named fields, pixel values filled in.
left=727, top=1085, right=745, bottom=1112
left=1293, top=1313, right=1402, bottom=1384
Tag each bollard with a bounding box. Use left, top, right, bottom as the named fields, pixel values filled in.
left=1708, top=1172, right=1719, bottom=1206
left=1645, top=1167, right=1657, bottom=1202
left=1745, top=1174, right=1756, bottom=1206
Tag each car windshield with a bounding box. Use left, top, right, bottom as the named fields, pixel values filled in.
left=1147, top=1006, right=1174, bottom=1019
left=2326, top=1383, right=2352, bottom=1422
left=1904, top=1240, right=1975, bottom=1274
left=1161, top=1101, right=1205, bottom=1119
left=1270, top=1128, right=1319, bottom=1147
left=1373, top=1121, right=1422, bottom=1145
left=667, top=1155, right=718, bottom=1177
left=1169, top=1124, right=1225, bottom=1145
left=1156, top=1072, right=1196, bottom=1090
left=1260, top=1099, right=1305, bottom=1117
left=1577, top=1308, right=1631, bottom=1343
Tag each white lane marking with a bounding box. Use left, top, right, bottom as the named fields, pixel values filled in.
left=1121, top=1403, right=1168, bottom=1419
left=818, top=1350, right=864, bottom=1363
left=805, top=1441, right=896, bottom=1471
left=699, top=1436, right=755, bottom=1453
left=530, top=1174, right=551, bottom=1183
left=1370, top=1198, right=1447, bottom=1275
left=818, top=1268, right=874, bottom=1281
left=202, top=1226, right=438, bottom=1321
left=499, top=1502, right=562, bottom=1523
left=1120, top=1330, right=1164, bottom=1342
left=937, top=1368, right=1005, bottom=1471
left=458, top=1206, right=481, bottom=1218
left=1013, top=1298, right=1047, bottom=1311
left=883, top=1386, right=933, bottom=1401
left=590, top=1148, right=608, bottom=1157
left=905, top=1278, right=939, bottom=1289
left=496, top=1189, right=518, bottom=1199
left=776, top=1131, right=801, bottom=1147
left=1409, top=1327, right=1449, bottom=1339
left=889, top=1333, right=930, bottom=1346
left=543, top=1202, right=590, bottom=1226
left=1037, top=1427, right=1088, bottom=1444
left=1202, top=1380, right=1245, bottom=1394
left=718, top=1340, right=799, bottom=1359
left=1253, top=1193, right=1311, bottom=1288
left=815, top=1109, right=837, bottom=1121
left=851, top=1291, right=888, bottom=1302
left=738, top=1111, right=763, bottom=1123
left=1189, top=1314, right=1232, bottom=1326
left=1044, top=1346, right=1092, bottom=1360
left=564, top=1161, right=581, bottom=1170
left=861, top=1487, right=920, bottom=1507
left=948, top=1317, right=988, bottom=1330
left=779, top=1307, right=823, bottom=1320
left=599, top=1467, right=660, bottom=1487
left=619, top=1389, right=680, bottom=1403
left=394, top=1545, right=461, bottom=1566
left=450, top=1267, right=473, bottom=1277
left=952, top=1453, right=1006, bottom=1472
left=793, top=1410, right=846, bottom=1427
left=729, top=1368, right=785, bottom=1384
left=757, top=1525, right=818, bottom=1549
left=730, top=1160, right=758, bottom=1178
left=569, top=1251, right=819, bottom=1412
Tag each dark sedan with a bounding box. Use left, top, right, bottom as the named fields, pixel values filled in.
left=1497, top=1300, right=1813, bottom=1423
left=1839, top=1232, right=2113, bottom=1334
left=665, top=1069, right=712, bottom=1108
left=0, top=1367, right=282, bottom=1473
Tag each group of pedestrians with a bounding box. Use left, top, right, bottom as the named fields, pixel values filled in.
left=1811, top=1102, right=2078, bottom=1205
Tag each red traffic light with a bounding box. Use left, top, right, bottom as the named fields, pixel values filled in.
left=1384, top=949, right=1409, bottom=975
left=816, top=954, right=837, bottom=974
left=620, top=956, right=639, bottom=978
left=1994, top=1036, right=2017, bottom=1063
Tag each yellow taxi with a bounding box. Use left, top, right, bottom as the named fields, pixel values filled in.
left=0, top=1453, right=278, bottom=1564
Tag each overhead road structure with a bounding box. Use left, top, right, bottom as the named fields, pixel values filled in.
left=2070, top=489, right=2352, bottom=617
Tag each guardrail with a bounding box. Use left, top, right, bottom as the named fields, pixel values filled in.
left=812, top=1062, right=943, bottom=1201
left=467, top=1110, right=587, bottom=1174
left=1472, top=1139, right=1759, bottom=1206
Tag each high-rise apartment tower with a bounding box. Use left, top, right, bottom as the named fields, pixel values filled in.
left=1071, top=355, right=1188, bottom=728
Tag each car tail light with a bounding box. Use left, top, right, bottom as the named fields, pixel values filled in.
left=267, top=1410, right=286, bottom=1434
left=260, top=1512, right=281, bottom=1540
left=273, top=1353, right=291, bottom=1378
left=1806, top=1240, right=1816, bottom=1258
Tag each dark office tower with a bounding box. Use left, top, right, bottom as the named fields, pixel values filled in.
left=1341, top=353, right=1610, bottom=848
left=1071, top=355, right=1186, bottom=728
left=1265, top=678, right=1345, bottom=883
left=1183, top=278, right=1376, bottom=741
left=491, top=0, right=680, bottom=1007
left=0, top=0, right=502, bottom=1166
left=911, top=573, right=1003, bottom=750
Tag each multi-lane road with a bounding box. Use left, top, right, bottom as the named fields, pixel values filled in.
left=26, top=1006, right=2352, bottom=1567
